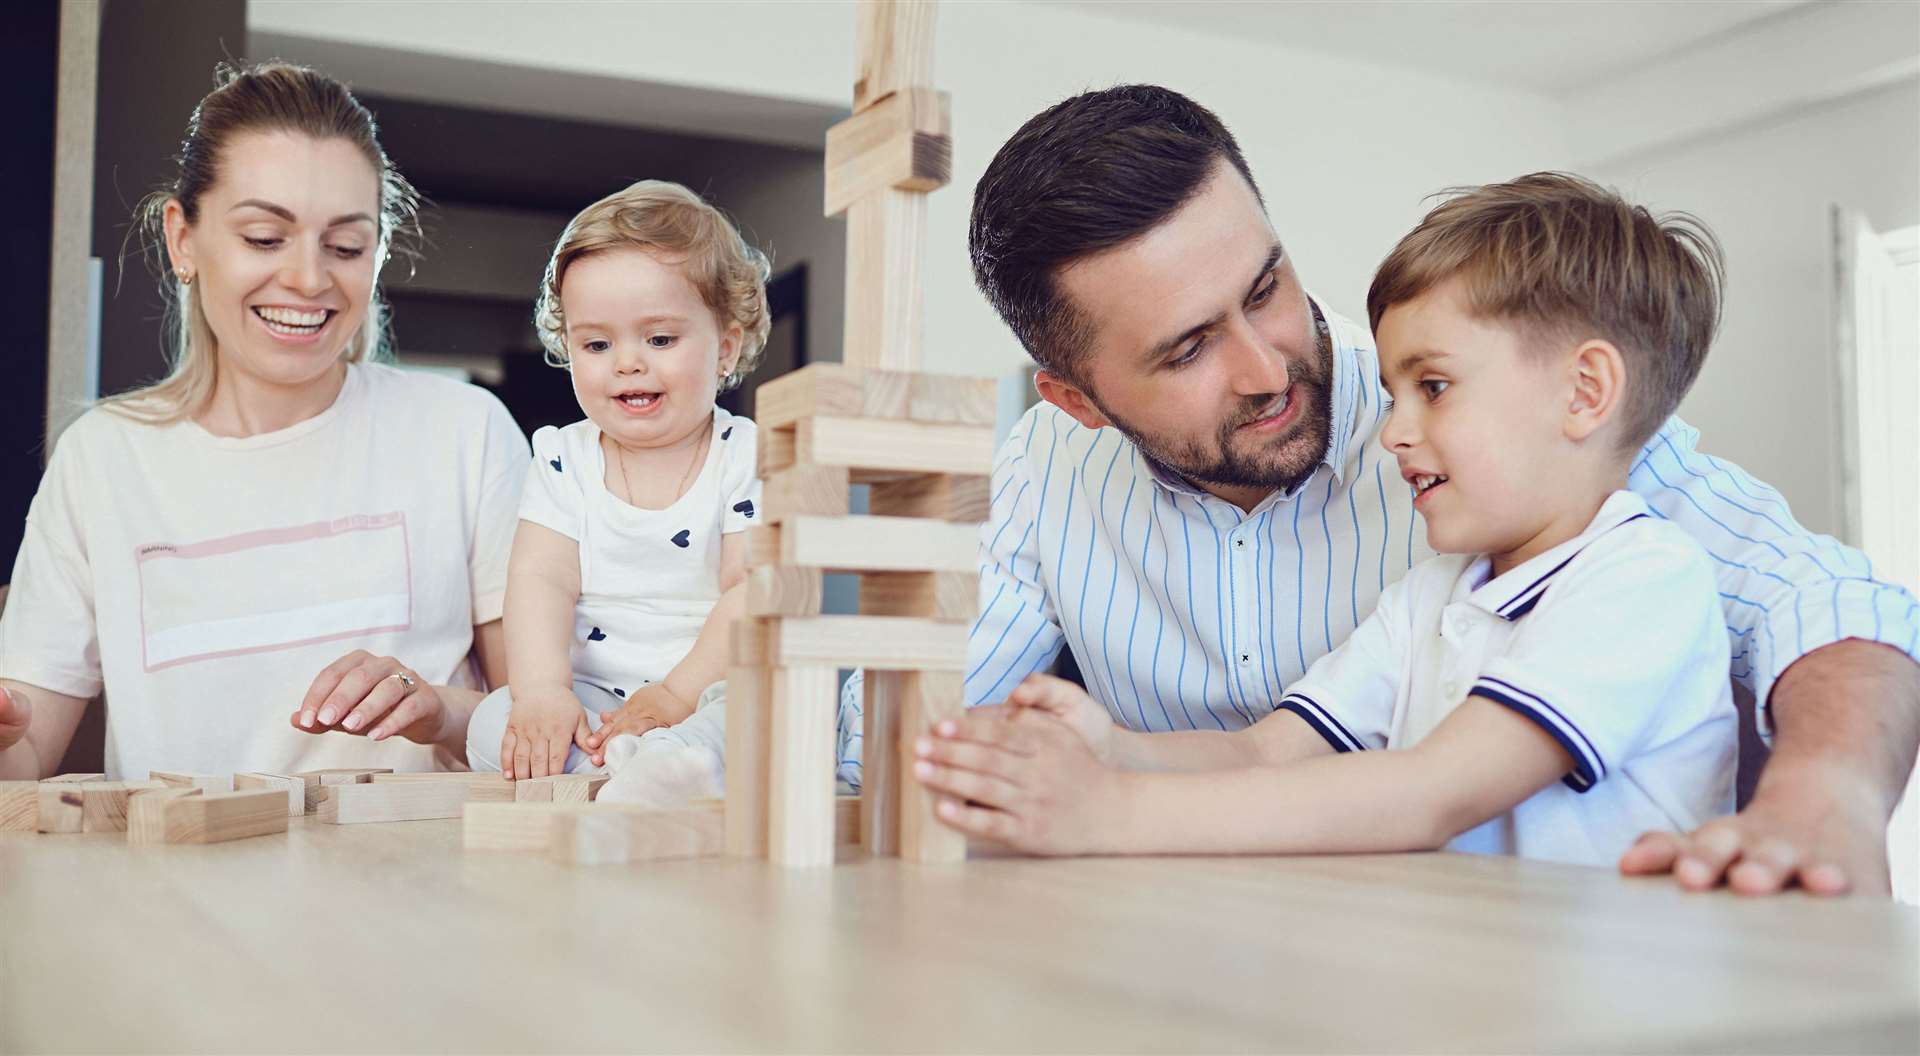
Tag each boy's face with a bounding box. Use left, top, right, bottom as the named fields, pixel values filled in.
left=560, top=247, right=741, bottom=450
left=1375, top=277, right=1575, bottom=565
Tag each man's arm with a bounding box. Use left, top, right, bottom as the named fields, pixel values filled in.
left=964, top=412, right=1067, bottom=706
left=1625, top=421, right=1920, bottom=894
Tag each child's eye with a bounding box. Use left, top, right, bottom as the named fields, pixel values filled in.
left=648, top=334, right=677, bottom=349
left=1420, top=379, right=1449, bottom=400
left=582, top=339, right=610, bottom=354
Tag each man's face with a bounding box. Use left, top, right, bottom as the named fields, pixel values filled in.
left=1050, top=160, right=1332, bottom=498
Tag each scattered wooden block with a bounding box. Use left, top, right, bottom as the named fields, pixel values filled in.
left=853, top=0, right=936, bottom=112
left=733, top=615, right=966, bottom=672
left=126, top=788, right=202, bottom=843
left=466, top=779, right=517, bottom=804
left=35, top=783, right=84, bottom=834
left=746, top=566, right=825, bottom=618
left=233, top=772, right=306, bottom=818
left=130, top=789, right=284, bottom=845
left=859, top=570, right=976, bottom=621
left=796, top=416, right=993, bottom=479
left=898, top=670, right=966, bottom=864
left=370, top=771, right=515, bottom=805
left=744, top=516, right=976, bottom=574
left=550, top=801, right=725, bottom=866
left=824, top=86, right=951, bottom=217
left=462, top=801, right=594, bottom=851
left=724, top=663, right=770, bottom=858
left=42, top=772, right=105, bottom=783
left=0, top=781, right=37, bottom=831
left=760, top=464, right=851, bottom=523
left=868, top=473, right=989, bottom=521
left=319, top=781, right=470, bottom=824
left=767, top=665, right=840, bottom=867
left=510, top=774, right=605, bottom=803
left=294, top=768, right=390, bottom=812
left=149, top=771, right=232, bottom=793
left=80, top=781, right=153, bottom=833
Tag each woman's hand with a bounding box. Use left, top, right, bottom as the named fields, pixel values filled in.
left=291, top=649, right=447, bottom=745
left=583, top=684, right=694, bottom=765
left=499, top=686, right=592, bottom=780
left=0, top=684, right=30, bottom=752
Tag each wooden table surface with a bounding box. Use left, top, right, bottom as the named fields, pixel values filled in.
left=1, top=818, right=1913, bottom=1054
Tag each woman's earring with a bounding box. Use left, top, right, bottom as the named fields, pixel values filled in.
left=176, top=269, right=193, bottom=286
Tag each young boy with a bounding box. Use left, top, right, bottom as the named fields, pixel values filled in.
left=912, top=173, right=1739, bottom=865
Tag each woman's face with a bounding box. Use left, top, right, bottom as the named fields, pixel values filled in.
left=165, top=130, right=382, bottom=393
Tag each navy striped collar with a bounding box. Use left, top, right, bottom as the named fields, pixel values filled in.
left=1463, top=491, right=1654, bottom=621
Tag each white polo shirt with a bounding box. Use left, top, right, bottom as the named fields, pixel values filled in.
left=1277, top=491, right=1738, bottom=866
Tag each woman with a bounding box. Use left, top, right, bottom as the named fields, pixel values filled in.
left=0, top=62, right=524, bottom=778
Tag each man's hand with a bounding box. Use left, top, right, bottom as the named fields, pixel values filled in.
left=0, top=684, right=29, bottom=752
left=1620, top=761, right=1889, bottom=895
left=910, top=707, right=1126, bottom=856
left=498, top=687, right=592, bottom=781
left=1006, top=674, right=1118, bottom=764
left=583, top=684, right=694, bottom=766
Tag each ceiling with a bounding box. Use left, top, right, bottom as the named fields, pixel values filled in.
left=1045, top=0, right=1813, bottom=94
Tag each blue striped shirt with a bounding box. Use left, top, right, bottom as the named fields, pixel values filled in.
left=959, top=301, right=1920, bottom=736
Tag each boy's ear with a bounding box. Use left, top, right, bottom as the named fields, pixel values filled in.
left=1032, top=370, right=1112, bottom=431
left=1564, top=339, right=1626, bottom=442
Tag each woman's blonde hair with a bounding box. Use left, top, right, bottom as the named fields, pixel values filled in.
left=534, top=180, right=771, bottom=392
left=107, top=61, right=421, bottom=424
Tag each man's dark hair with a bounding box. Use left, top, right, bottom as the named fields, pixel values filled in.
left=968, top=85, right=1260, bottom=383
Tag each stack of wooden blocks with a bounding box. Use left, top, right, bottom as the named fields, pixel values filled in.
left=727, top=0, right=993, bottom=868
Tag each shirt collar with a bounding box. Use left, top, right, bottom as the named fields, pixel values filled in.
left=1460, top=490, right=1653, bottom=621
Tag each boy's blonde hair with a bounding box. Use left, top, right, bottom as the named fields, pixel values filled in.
left=535, top=180, right=772, bottom=391
left=1366, top=172, right=1725, bottom=451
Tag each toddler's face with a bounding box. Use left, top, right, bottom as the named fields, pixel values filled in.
left=1374, top=277, right=1574, bottom=562
left=559, top=247, right=741, bottom=449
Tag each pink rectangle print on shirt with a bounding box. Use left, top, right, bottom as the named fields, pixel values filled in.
left=135, top=513, right=414, bottom=672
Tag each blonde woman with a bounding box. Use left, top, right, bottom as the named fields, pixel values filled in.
left=0, top=63, right=525, bottom=778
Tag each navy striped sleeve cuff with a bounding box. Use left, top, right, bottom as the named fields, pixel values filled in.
left=1275, top=693, right=1367, bottom=753
left=1469, top=677, right=1606, bottom=792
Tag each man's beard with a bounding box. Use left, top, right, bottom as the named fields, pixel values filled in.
left=1094, top=329, right=1334, bottom=496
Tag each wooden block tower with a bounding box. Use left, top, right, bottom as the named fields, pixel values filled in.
left=727, top=0, right=993, bottom=867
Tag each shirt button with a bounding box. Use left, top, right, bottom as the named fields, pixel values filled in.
left=1234, top=538, right=1245, bottom=548
left=1239, top=654, right=1251, bottom=665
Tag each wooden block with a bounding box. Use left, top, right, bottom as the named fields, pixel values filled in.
left=760, top=464, right=850, bottom=523
left=862, top=672, right=903, bottom=857
left=868, top=473, right=989, bottom=521
left=79, top=782, right=132, bottom=832
left=844, top=188, right=929, bottom=370
left=724, top=664, right=770, bottom=858
left=797, top=416, right=993, bottom=479
left=126, top=788, right=202, bottom=843
left=149, top=771, right=231, bottom=793
left=462, top=801, right=591, bottom=852
left=295, top=768, right=389, bottom=812
left=860, top=571, right=977, bottom=621
left=0, top=781, right=37, bottom=831
left=465, top=779, right=518, bottom=804
left=907, top=374, right=997, bottom=426
left=824, top=87, right=951, bottom=217
left=759, top=424, right=797, bottom=475
left=369, top=771, right=493, bottom=782
left=132, top=789, right=285, bottom=845
left=550, top=801, right=725, bottom=865
left=233, top=772, right=306, bottom=818
left=35, top=783, right=84, bottom=834
left=747, top=565, right=825, bottom=617
left=509, top=774, right=604, bottom=803
left=745, top=516, right=977, bottom=574
left=755, top=363, right=992, bottom=428
left=735, top=616, right=966, bottom=672
left=767, top=665, right=840, bottom=867
left=836, top=794, right=863, bottom=846
left=320, top=781, right=471, bottom=824
left=43, top=772, right=104, bottom=783
left=853, top=0, right=937, bottom=113
left=898, top=670, right=967, bottom=863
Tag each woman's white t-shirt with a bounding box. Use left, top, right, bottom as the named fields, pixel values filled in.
left=517, top=407, right=760, bottom=699
left=0, top=362, right=528, bottom=777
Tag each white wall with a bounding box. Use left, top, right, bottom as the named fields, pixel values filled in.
left=248, top=0, right=1570, bottom=386
left=1589, top=80, right=1920, bottom=537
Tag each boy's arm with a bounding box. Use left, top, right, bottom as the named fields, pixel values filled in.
left=915, top=699, right=1573, bottom=856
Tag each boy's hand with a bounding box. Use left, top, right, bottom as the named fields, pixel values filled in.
left=499, top=687, right=592, bottom=780
left=911, top=707, right=1125, bottom=856
left=583, top=684, right=694, bottom=765
left=1006, top=673, right=1117, bottom=764
left=0, top=685, right=29, bottom=752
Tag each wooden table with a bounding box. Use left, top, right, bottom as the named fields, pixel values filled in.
left=1, top=819, right=1913, bottom=1053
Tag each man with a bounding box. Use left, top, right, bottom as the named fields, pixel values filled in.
left=931, top=85, right=1918, bottom=895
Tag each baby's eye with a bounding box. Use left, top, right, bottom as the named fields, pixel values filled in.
left=648, top=334, right=677, bottom=349
left=1420, top=379, right=1449, bottom=400
left=582, top=339, right=610, bottom=354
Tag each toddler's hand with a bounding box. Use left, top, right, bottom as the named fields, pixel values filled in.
left=584, top=684, right=694, bottom=766
left=499, top=687, right=592, bottom=780
left=1006, top=674, right=1117, bottom=764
